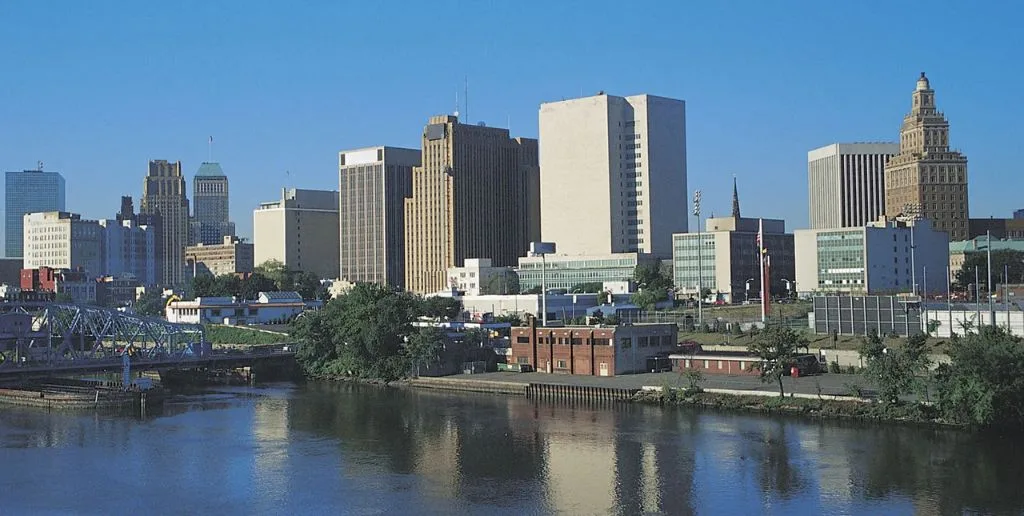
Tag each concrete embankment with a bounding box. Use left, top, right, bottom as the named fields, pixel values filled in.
left=0, top=387, right=158, bottom=411
left=406, top=377, right=527, bottom=396
left=405, top=377, right=638, bottom=402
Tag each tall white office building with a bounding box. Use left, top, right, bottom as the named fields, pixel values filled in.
left=539, top=93, right=687, bottom=258
left=808, top=143, right=899, bottom=229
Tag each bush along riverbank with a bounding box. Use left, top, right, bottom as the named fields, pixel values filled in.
left=633, top=388, right=956, bottom=428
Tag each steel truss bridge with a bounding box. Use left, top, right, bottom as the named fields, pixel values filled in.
left=0, top=302, right=294, bottom=381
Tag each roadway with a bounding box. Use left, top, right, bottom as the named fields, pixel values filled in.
left=0, top=348, right=296, bottom=380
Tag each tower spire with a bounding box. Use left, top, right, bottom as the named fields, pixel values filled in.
left=731, top=175, right=741, bottom=218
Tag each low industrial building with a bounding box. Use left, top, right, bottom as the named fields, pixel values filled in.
left=670, top=353, right=761, bottom=376
left=432, top=291, right=632, bottom=323
left=510, top=322, right=678, bottom=376
left=96, top=275, right=142, bottom=307
left=20, top=267, right=96, bottom=304
left=795, top=216, right=948, bottom=296
left=165, top=291, right=319, bottom=325
left=949, top=237, right=1024, bottom=276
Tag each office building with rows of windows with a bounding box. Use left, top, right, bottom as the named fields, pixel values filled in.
left=794, top=216, right=948, bottom=296
left=5, top=168, right=66, bottom=258
left=515, top=252, right=657, bottom=292
left=672, top=216, right=794, bottom=304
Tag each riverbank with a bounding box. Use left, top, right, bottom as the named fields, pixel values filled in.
left=402, top=372, right=961, bottom=429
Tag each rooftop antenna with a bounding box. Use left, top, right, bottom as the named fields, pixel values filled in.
left=37, top=160, right=43, bottom=171
left=454, top=89, right=460, bottom=118
left=464, top=76, right=469, bottom=123
left=208, top=136, right=213, bottom=163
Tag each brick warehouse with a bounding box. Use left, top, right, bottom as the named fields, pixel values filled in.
left=511, top=320, right=678, bottom=377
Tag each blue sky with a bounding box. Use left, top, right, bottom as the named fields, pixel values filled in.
left=1, top=1, right=1021, bottom=242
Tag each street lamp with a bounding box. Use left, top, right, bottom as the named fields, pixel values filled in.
left=902, top=203, right=920, bottom=296
left=781, top=278, right=795, bottom=299
left=693, top=189, right=704, bottom=329
left=530, top=242, right=556, bottom=327
left=976, top=233, right=996, bottom=326
left=745, top=278, right=756, bottom=304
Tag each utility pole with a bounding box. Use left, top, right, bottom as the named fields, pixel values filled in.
left=693, top=190, right=703, bottom=329
left=988, top=230, right=994, bottom=326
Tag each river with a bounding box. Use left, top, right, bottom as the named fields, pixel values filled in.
left=1, top=382, right=1022, bottom=515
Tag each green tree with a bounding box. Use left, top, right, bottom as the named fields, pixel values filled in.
left=859, top=330, right=932, bottom=404
left=935, top=326, right=1024, bottom=430
left=255, top=259, right=291, bottom=289
left=190, top=274, right=217, bottom=298
left=482, top=270, right=520, bottom=295
left=404, top=326, right=445, bottom=377
left=419, top=296, right=463, bottom=320
left=54, top=292, right=74, bottom=303
left=291, top=271, right=327, bottom=300
left=493, top=313, right=523, bottom=326
left=239, top=273, right=277, bottom=300
left=134, top=289, right=165, bottom=317
left=748, top=326, right=807, bottom=396
left=955, top=249, right=1024, bottom=293
left=631, top=262, right=673, bottom=310
left=292, top=283, right=421, bottom=380
left=570, top=282, right=604, bottom=293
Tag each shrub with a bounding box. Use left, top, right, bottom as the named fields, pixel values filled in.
left=828, top=361, right=841, bottom=374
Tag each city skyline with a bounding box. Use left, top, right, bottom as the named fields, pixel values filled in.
left=1, top=3, right=1022, bottom=243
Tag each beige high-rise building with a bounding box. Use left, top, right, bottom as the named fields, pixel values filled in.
left=404, top=115, right=539, bottom=294
left=185, top=235, right=254, bottom=277
left=539, top=93, right=687, bottom=258
left=808, top=143, right=899, bottom=229
left=884, top=73, right=970, bottom=240
left=141, top=159, right=190, bottom=286
left=253, top=188, right=339, bottom=279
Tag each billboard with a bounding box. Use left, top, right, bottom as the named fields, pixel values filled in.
left=530, top=242, right=556, bottom=255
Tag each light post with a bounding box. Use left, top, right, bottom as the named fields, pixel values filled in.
left=530, top=242, right=556, bottom=327
left=781, top=278, right=794, bottom=300
left=745, top=278, right=755, bottom=304
left=903, top=203, right=920, bottom=296
left=693, top=189, right=704, bottom=329
left=987, top=230, right=994, bottom=326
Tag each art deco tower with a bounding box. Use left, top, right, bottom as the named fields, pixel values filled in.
left=141, top=159, right=190, bottom=286
left=884, top=73, right=969, bottom=240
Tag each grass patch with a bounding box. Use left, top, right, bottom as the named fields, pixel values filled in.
left=203, top=324, right=292, bottom=346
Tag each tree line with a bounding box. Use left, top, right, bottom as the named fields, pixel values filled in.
left=190, top=259, right=326, bottom=300
left=745, top=324, right=1024, bottom=431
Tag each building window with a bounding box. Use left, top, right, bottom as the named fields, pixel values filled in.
left=556, top=360, right=567, bottom=369
left=516, top=336, right=529, bottom=344
left=620, top=337, right=632, bottom=349
left=517, top=356, right=529, bottom=365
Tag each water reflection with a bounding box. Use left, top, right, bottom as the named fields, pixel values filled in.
left=1, top=383, right=1023, bottom=514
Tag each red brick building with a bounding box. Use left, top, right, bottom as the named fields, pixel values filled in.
left=510, top=320, right=678, bottom=377
left=670, top=353, right=761, bottom=376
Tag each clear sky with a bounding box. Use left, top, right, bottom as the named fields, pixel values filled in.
left=1, top=1, right=1021, bottom=243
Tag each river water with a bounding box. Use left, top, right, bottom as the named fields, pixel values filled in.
left=1, top=382, right=1022, bottom=515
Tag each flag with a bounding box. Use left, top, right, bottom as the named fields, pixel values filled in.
left=756, top=218, right=767, bottom=254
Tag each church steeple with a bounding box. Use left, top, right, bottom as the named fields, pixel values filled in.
left=731, top=175, right=741, bottom=218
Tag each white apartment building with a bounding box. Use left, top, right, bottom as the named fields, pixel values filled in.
left=539, top=93, right=687, bottom=258
left=23, top=211, right=103, bottom=276
left=445, top=258, right=513, bottom=296
left=794, top=217, right=949, bottom=296
left=253, top=188, right=340, bottom=279
left=808, top=143, right=899, bottom=229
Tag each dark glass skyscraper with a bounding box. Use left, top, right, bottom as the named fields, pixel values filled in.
left=5, top=168, right=66, bottom=257
left=190, top=162, right=234, bottom=245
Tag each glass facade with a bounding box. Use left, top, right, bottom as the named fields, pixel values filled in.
left=191, top=163, right=234, bottom=246
left=816, top=230, right=865, bottom=291
left=671, top=233, right=717, bottom=292
left=5, top=170, right=66, bottom=258
left=516, top=254, right=649, bottom=291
